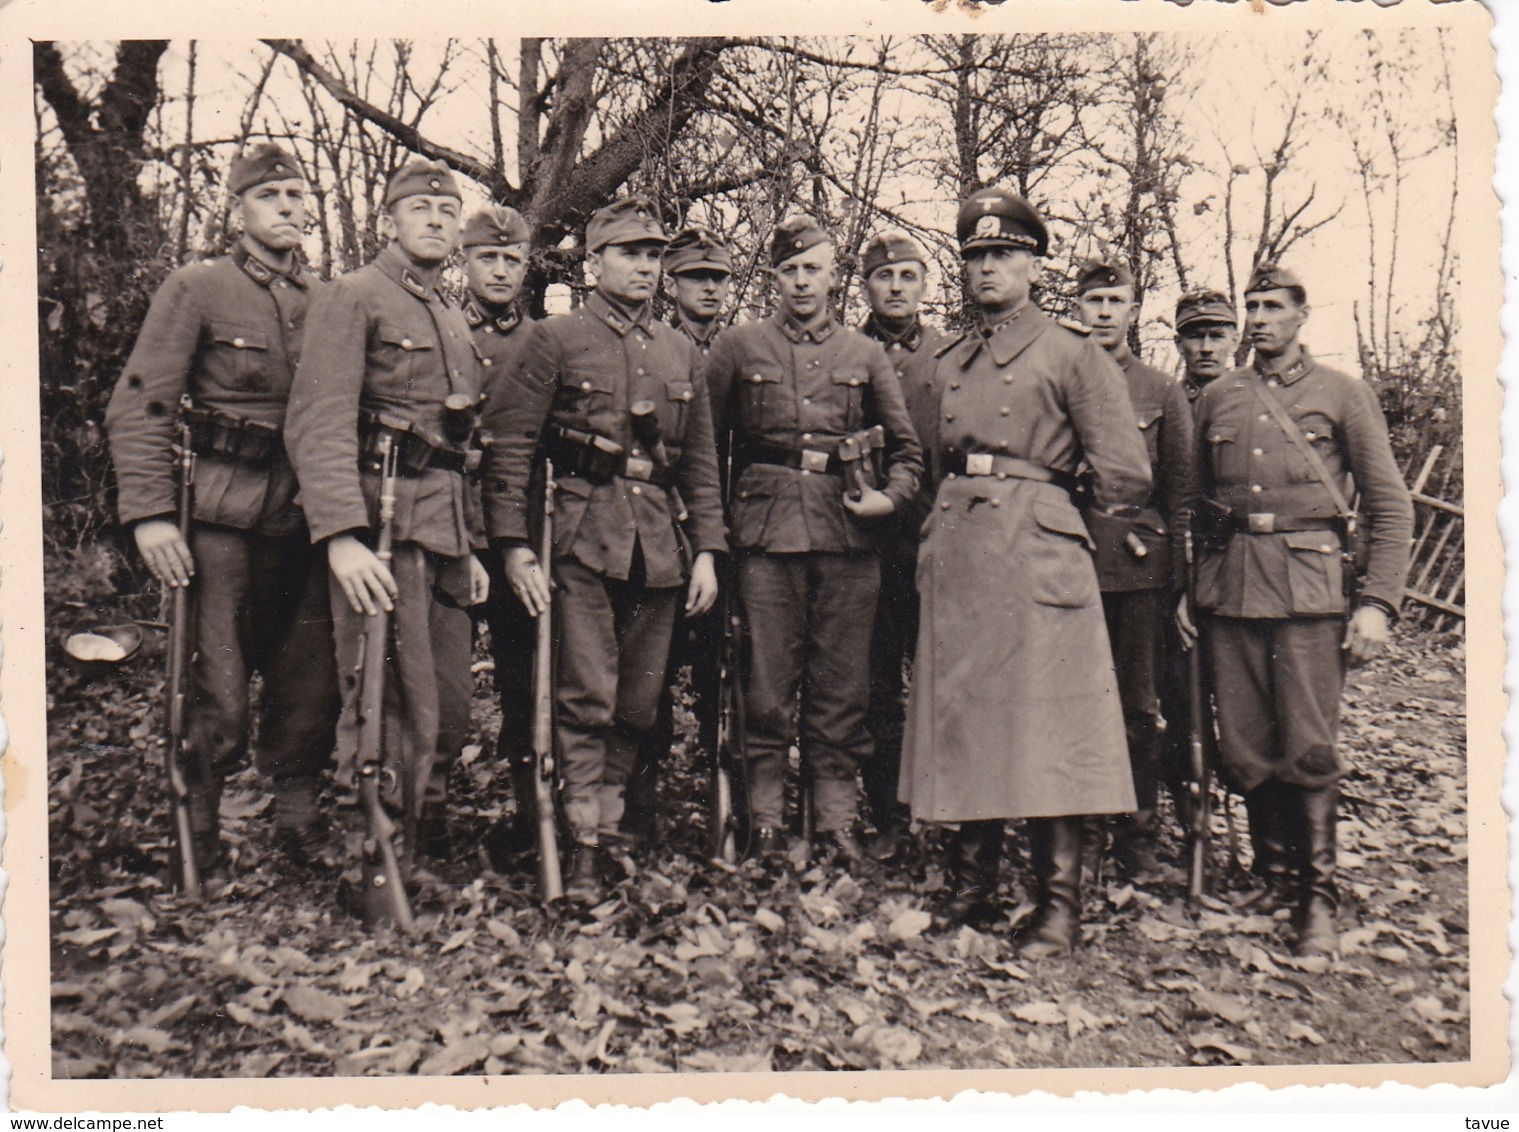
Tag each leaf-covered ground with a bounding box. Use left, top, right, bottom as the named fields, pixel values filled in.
left=46, top=596, right=1469, bottom=1079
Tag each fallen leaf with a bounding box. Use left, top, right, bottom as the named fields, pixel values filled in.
left=1188, top=1031, right=1254, bottom=1062
left=419, top=1034, right=491, bottom=1076
left=440, top=928, right=474, bottom=955
left=753, top=907, right=786, bottom=933
left=887, top=908, right=933, bottom=941
left=283, top=984, right=347, bottom=1025
left=1287, top=1021, right=1326, bottom=1046
left=485, top=918, right=521, bottom=947
left=649, top=1002, right=706, bottom=1037
left=869, top=1025, right=923, bottom=1065
left=119, top=1026, right=186, bottom=1054
left=1013, top=1001, right=1066, bottom=1026
left=1191, top=988, right=1251, bottom=1026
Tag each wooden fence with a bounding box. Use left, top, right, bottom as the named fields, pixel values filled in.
left=1400, top=444, right=1464, bottom=632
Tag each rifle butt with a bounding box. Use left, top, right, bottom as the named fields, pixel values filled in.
left=359, top=774, right=414, bottom=931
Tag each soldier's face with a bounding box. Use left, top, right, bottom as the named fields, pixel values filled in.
left=774, top=244, right=836, bottom=320
left=864, top=261, right=927, bottom=322
left=590, top=242, right=664, bottom=304
left=383, top=195, right=463, bottom=267
left=1244, top=289, right=1309, bottom=356
left=963, top=246, right=1038, bottom=317
left=234, top=178, right=307, bottom=254
left=1177, top=324, right=1239, bottom=382
left=670, top=269, right=731, bottom=321
left=1077, top=285, right=1138, bottom=351
left=465, top=245, right=529, bottom=306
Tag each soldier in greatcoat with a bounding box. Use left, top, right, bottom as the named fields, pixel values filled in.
left=1180, top=263, right=1413, bottom=955
left=620, top=226, right=735, bottom=848
left=492, top=198, right=726, bottom=902
left=1073, top=258, right=1194, bottom=881
left=856, top=230, right=948, bottom=854
left=706, top=217, right=923, bottom=866
left=460, top=204, right=541, bottom=862
left=285, top=159, right=490, bottom=867
left=899, top=188, right=1151, bottom=958
left=105, top=144, right=340, bottom=875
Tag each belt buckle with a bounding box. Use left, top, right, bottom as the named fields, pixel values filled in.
left=801, top=449, right=831, bottom=473
left=1248, top=512, right=1276, bottom=534
left=965, top=453, right=994, bottom=476
left=624, top=456, right=655, bottom=482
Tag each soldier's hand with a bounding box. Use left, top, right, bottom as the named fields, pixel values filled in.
left=1175, top=593, right=1198, bottom=650
left=505, top=547, right=552, bottom=617
left=843, top=487, right=896, bottom=519
left=134, top=519, right=194, bottom=589
left=1343, top=603, right=1391, bottom=665
left=468, top=555, right=491, bottom=606
left=327, top=535, right=397, bottom=616
left=686, top=552, right=719, bottom=616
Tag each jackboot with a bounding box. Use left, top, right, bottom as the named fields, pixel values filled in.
left=941, top=820, right=1004, bottom=925
left=186, top=777, right=225, bottom=883
left=1241, top=780, right=1297, bottom=914
left=1079, top=816, right=1108, bottom=890
left=1017, top=816, right=1083, bottom=960
left=565, top=841, right=605, bottom=904
left=274, top=775, right=333, bottom=866
left=619, top=750, right=660, bottom=850
left=1295, top=785, right=1339, bottom=957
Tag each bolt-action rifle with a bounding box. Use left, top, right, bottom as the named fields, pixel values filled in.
left=165, top=399, right=204, bottom=898
left=532, top=458, right=564, bottom=901
left=356, top=434, right=413, bottom=930
left=1184, top=528, right=1211, bottom=913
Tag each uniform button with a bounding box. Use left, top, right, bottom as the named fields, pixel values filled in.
left=946, top=473, right=957, bottom=481
left=232, top=337, right=246, bottom=348
left=631, top=446, right=643, bottom=456
left=1252, top=447, right=1263, bottom=456
left=751, top=374, right=765, bottom=383
left=637, top=368, right=646, bottom=376
left=802, top=396, right=812, bottom=405
left=1320, top=543, right=1332, bottom=552
left=1000, top=407, right=1010, bottom=416
left=1250, top=484, right=1262, bottom=493
left=991, top=498, right=1001, bottom=507
left=1268, top=379, right=1280, bottom=388
left=801, top=469, right=811, bottom=477
left=1259, top=414, right=1270, bottom=422
left=1003, top=374, right=1014, bottom=384
left=941, top=500, right=951, bottom=510
left=944, top=413, right=955, bottom=422
left=288, top=320, right=298, bottom=329
left=802, top=433, right=813, bottom=442
left=949, top=381, right=961, bottom=391
left=631, top=485, right=643, bottom=496
left=482, top=358, right=493, bottom=367
left=582, top=381, right=594, bottom=392
left=401, top=338, right=413, bottom=349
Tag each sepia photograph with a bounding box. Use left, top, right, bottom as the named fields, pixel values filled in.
left=2, top=0, right=1508, bottom=1113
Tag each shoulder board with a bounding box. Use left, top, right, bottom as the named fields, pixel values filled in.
left=1056, top=317, right=1092, bottom=336
left=933, top=332, right=967, bottom=358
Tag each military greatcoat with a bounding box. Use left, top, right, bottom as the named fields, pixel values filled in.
left=900, top=304, right=1152, bottom=822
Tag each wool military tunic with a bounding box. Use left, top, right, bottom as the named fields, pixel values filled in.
left=286, top=241, right=484, bottom=566
left=861, top=313, right=949, bottom=545
left=1086, top=349, right=1194, bottom=593
left=1192, top=352, right=1413, bottom=620
left=487, top=291, right=726, bottom=588
left=107, top=244, right=317, bottom=537
left=899, top=304, right=1152, bottom=822
left=705, top=314, right=924, bottom=552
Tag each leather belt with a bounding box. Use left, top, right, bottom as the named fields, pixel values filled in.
left=942, top=451, right=1075, bottom=490
left=1233, top=514, right=1340, bottom=535
left=739, top=442, right=844, bottom=476
left=545, top=431, right=675, bottom=488
left=359, top=410, right=473, bottom=477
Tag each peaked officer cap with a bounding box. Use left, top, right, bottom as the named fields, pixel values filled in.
left=1175, top=289, right=1238, bottom=332
left=462, top=204, right=531, bottom=249
left=1245, top=261, right=1307, bottom=299
left=229, top=143, right=303, bottom=196
left=956, top=188, right=1049, bottom=257
left=587, top=196, right=669, bottom=252
left=770, top=215, right=831, bottom=266
left=1075, top=256, right=1136, bottom=295
left=384, top=159, right=463, bottom=207
left=861, top=230, right=928, bottom=278
left=664, top=226, right=734, bottom=275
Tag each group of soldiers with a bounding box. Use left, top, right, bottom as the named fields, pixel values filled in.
left=104, top=143, right=1414, bottom=962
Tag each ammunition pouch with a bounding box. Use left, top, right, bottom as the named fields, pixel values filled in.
left=183, top=405, right=282, bottom=468
left=359, top=409, right=477, bottom=477
left=838, top=425, right=886, bottom=501
left=546, top=426, right=675, bottom=488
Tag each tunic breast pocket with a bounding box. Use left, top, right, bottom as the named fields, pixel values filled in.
left=1283, top=530, right=1345, bottom=615
left=207, top=322, right=272, bottom=389
left=375, top=323, right=435, bottom=390
left=1026, top=498, right=1098, bottom=609
left=665, top=379, right=695, bottom=439
left=741, top=362, right=784, bottom=423
left=1137, top=407, right=1164, bottom=468
left=566, top=372, right=618, bottom=434
left=1286, top=412, right=1339, bottom=484
left=1206, top=424, right=1241, bottom=482
left=831, top=366, right=869, bottom=431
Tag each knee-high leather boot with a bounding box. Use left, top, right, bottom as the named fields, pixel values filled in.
left=1242, top=780, right=1297, bottom=912
left=1018, top=816, right=1083, bottom=959
left=1296, top=785, right=1339, bottom=956
left=941, top=820, right=1004, bottom=924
